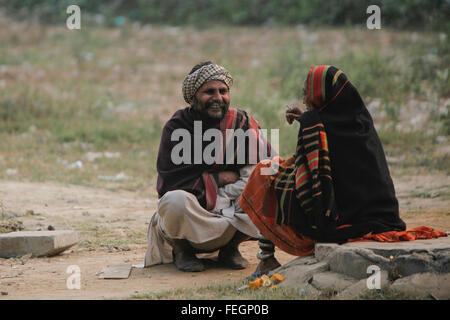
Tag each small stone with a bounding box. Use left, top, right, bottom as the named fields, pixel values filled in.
left=429, top=191, right=440, bottom=199
left=5, top=168, right=18, bottom=176
left=47, top=225, right=55, bottom=231
left=67, top=160, right=83, bottom=169
left=19, top=253, right=32, bottom=265
left=298, top=288, right=307, bottom=296
left=98, top=172, right=130, bottom=181
left=67, top=198, right=78, bottom=204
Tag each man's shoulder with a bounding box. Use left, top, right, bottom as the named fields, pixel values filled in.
left=169, top=106, right=190, bottom=119
left=230, top=107, right=245, bottom=113
left=229, top=107, right=249, bottom=118
left=163, top=106, right=191, bottom=128
left=229, top=107, right=260, bottom=124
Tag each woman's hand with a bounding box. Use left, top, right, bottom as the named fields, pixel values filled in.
left=218, top=171, right=239, bottom=187
left=285, top=105, right=304, bottom=125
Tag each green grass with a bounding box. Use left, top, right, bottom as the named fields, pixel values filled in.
left=128, top=278, right=422, bottom=300
left=129, top=278, right=314, bottom=300
left=0, top=22, right=449, bottom=192
left=45, top=214, right=148, bottom=250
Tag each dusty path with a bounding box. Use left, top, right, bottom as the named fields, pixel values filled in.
left=0, top=175, right=449, bottom=300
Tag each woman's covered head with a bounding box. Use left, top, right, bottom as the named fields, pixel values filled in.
left=303, top=65, right=353, bottom=112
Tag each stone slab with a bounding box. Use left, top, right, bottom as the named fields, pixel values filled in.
left=99, top=264, right=132, bottom=279
left=390, top=272, right=450, bottom=300
left=310, top=271, right=358, bottom=292
left=335, top=270, right=390, bottom=300
left=315, top=237, right=450, bottom=279
left=316, top=237, right=450, bottom=261
left=274, top=260, right=329, bottom=291
left=271, top=255, right=320, bottom=271
left=324, top=247, right=384, bottom=279
left=272, top=236, right=450, bottom=299
left=0, top=230, right=78, bottom=258
left=334, top=278, right=371, bottom=300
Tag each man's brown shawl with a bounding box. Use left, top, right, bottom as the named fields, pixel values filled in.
left=157, top=106, right=271, bottom=210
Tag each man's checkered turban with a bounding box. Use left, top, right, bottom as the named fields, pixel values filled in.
left=182, top=63, right=233, bottom=104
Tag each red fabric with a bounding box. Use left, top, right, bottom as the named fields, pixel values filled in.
left=239, top=160, right=316, bottom=256
left=309, top=65, right=328, bottom=107
left=350, top=226, right=448, bottom=243
left=239, top=162, right=448, bottom=256
left=203, top=172, right=218, bottom=211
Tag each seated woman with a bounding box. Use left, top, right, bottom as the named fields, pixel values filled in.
left=239, top=65, right=407, bottom=274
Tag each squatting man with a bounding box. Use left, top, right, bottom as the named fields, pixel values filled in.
left=143, top=61, right=277, bottom=272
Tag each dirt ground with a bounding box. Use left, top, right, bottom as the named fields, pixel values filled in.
left=0, top=174, right=449, bottom=300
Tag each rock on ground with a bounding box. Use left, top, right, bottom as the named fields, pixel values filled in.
left=0, top=230, right=78, bottom=258
left=390, top=272, right=450, bottom=300
left=270, top=236, right=450, bottom=299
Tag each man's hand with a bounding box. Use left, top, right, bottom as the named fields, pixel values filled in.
left=285, top=105, right=304, bottom=125
left=218, top=171, right=239, bottom=187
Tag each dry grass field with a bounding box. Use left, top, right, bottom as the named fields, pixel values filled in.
left=0, top=15, right=448, bottom=299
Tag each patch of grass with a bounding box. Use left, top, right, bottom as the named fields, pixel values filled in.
left=0, top=220, right=24, bottom=233
left=401, top=207, right=450, bottom=218
left=129, top=278, right=314, bottom=300
left=357, top=285, right=422, bottom=300
left=80, top=226, right=147, bottom=249
left=0, top=201, right=24, bottom=233
left=379, top=129, right=450, bottom=174
left=47, top=216, right=148, bottom=250
left=129, top=279, right=425, bottom=300
left=0, top=22, right=448, bottom=192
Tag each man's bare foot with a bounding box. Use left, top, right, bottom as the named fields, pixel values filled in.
left=253, top=256, right=281, bottom=275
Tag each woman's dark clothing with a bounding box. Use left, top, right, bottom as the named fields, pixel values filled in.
left=239, top=65, right=406, bottom=250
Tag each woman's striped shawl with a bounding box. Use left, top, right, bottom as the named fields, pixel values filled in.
left=271, top=110, right=337, bottom=237
left=242, top=64, right=406, bottom=244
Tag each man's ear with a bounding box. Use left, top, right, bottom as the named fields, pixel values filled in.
left=190, top=96, right=198, bottom=108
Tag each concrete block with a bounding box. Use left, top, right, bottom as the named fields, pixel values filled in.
left=335, top=270, right=389, bottom=300
left=335, top=278, right=370, bottom=300
left=330, top=237, right=450, bottom=258
left=316, top=237, right=450, bottom=279
left=0, top=230, right=78, bottom=258
left=314, top=243, right=339, bottom=261
left=310, top=271, right=358, bottom=292
left=275, top=261, right=329, bottom=290
left=390, top=272, right=450, bottom=300
left=273, top=237, right=449, bottom=299
left=327, top=247, right=387, bottom=279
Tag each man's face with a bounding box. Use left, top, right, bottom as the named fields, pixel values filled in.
left=192, top=80, right=230, bottom=120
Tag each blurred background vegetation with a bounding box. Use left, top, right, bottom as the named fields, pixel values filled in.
left=0, top=0, right=449, bottom=194
left=1, top=0, right=449, bottom=30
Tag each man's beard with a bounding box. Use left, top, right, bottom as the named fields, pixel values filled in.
left=192, top=98, right=229, bottom=121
